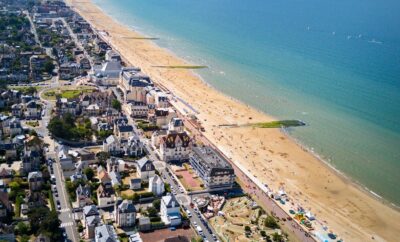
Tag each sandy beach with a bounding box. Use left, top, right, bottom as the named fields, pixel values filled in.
left=66, top=0, right=400, bottom=241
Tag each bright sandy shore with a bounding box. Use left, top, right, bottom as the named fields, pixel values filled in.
left=66, top=0, right=400, bottom=241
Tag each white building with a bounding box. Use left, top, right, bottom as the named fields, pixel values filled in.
left=119, top=67, right=152, bottom=103
left=159, top=118, right=191, bottom=162
left=115, top=199, right=136, bottom=227
left=95, top=224, right=119, bottom=242
left=148, top=175, right=165, bottom=196
left=135, top=157, right=155, bottom=181
left=160, top=195, right=181, bottom=227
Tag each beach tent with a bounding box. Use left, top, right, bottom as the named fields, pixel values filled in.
left=315, top=232, right=330, bottom=242
left=305, top=211, right=315, bottom=221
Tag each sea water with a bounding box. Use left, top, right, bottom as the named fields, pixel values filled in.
left=92, top=0, right=400, bottom=205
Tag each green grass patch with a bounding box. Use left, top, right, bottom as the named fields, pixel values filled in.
left=26, top=121, right=39, bottom=127
left=60, top=89, right=93, bottom=99
left=152, top=65, right=208, bottom=69
left=137, top=120, right=159, bottom=131
left=43, top=88, right=94, bottom=100
left=252, top=120, right=305, bottom=128
left=48, top=190, right=55, bottom=212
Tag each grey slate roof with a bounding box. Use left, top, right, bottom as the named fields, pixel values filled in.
left=118, top=199, right=136, bottom=213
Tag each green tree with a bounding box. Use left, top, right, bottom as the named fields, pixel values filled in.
left=28, top=207, right=62, bottom=241
left=83, top=167, right=94, bottom=181
left=43, top=60, right=55, bottom=73
left=264, top=215, right=279, bottom=229
left=15, top=222, right=29, bottom=235
left=245, top=225, right=251, bottom=232
left=152, top=199, right=161, bottom=210
left=147, top=206, right=158, bottom=217
left=112, top=99, right=121, bottom=111
left=272, top=232, right=284, bottom=242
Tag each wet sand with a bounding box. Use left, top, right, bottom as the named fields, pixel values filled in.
left=66, top=0, right=400, bottom=241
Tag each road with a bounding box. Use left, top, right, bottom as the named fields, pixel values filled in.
left=37, top=75, right=80, bottom=242
left=24, top=10, right=41, bottom=48
left=60, top=18, right=93, bottom=66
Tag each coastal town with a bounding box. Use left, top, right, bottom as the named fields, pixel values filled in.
left=0, top=1, right=398, bottom=242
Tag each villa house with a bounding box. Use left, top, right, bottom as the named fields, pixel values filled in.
left=130, top=178, right=142, bottom=190
left=119, top=67, right=152, bottom=103
left=0, top=191, right=12, bottom=221
left=159, top=118, right=191, bottom=162
left=96, top=183, right=115, bottom=207
left=80, top=90, right=116, bottom=114
left=103, top=135, right=122, bottom=156
left=94, top=224, right=119, bottom=242
left=22, top=148, right=42, bottom=174
left=135, top=157, right=155, bottom=181
left=146, top=88, right=169, bottom=109
left=3, top=118, right=23, bottom=137
left=24, top=100, right=41, bottom=119
left=83, top=205, right=101, bottom=239
left=160, top=195, right=181, bottom=227
left=148, top=175, right=165, bottom=196
left=115, top=199, right=136, bottom=227
left=55, top=98, right=80, bottom=116
left=105, top=50, right=121, bottom=62
left=109, top=171, right=121, bottom=187
left=115, top=124, right=134, bottom=141
left=28, top=171, right=43, bottom=191
left=58, top=146, right=74, bottom=175
left=148, top=108, right=176, bottom=129
left=76, top=184, right=93, bottom=208
left=123, top=135, right=145, bottom=157
left=11, top=103, right=23, bottom=117
left=129, top=101, right=148, bottom=118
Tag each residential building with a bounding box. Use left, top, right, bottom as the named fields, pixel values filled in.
left=148, top=174, right=165, bottom=196
left=28, top=171, right=43, bottom=191
left=130, top=178, right=141, bottom=190
left=83, top=205, right=101, bottom=239
left=95, top=224, right=119, bottom=242
left=96, top=184, right=115, bottom=207
left=189, top=146, right=235, bottom=189
left=129, top=101, right=148, bottom=118
left=135, top=157, right=155, bottom=181
left=138, top=217, right=151, bottom=232
left=116, top=124, right=134, bottom=141
left=159, top=118, right=191, bottom=162
left=119, top=67, right=152, bottom=103
left=0, top=191, right=12, bottom=220
left=115, top=199, right=136, bottom=227
left=76, top=184, right=93, bottom=208
left=160, top=195, right=181, bottom=226
left=25, top=100, right=41, bottom=119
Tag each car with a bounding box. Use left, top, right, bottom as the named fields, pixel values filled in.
left=186, top=210, right=192, bottom=217
left=55, top=193, right=58, bottom=197
left=193, top=221, right=197, bottom=226
left=63, top=231, right=67, bottom=238
left=57, top=204, right=61, bottom=210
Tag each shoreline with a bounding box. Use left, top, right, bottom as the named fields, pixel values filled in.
left=280, top=127, right=400, bottom=211
left=66, top=0, right=400, bottom=241
left=96, top=0, right=400, bottom=212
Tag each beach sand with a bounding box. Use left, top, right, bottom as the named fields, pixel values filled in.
left=66, top=0, right=400, bottom=241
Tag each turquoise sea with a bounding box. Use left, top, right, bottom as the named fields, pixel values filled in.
left=92, top=0, right=400, bottom=205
